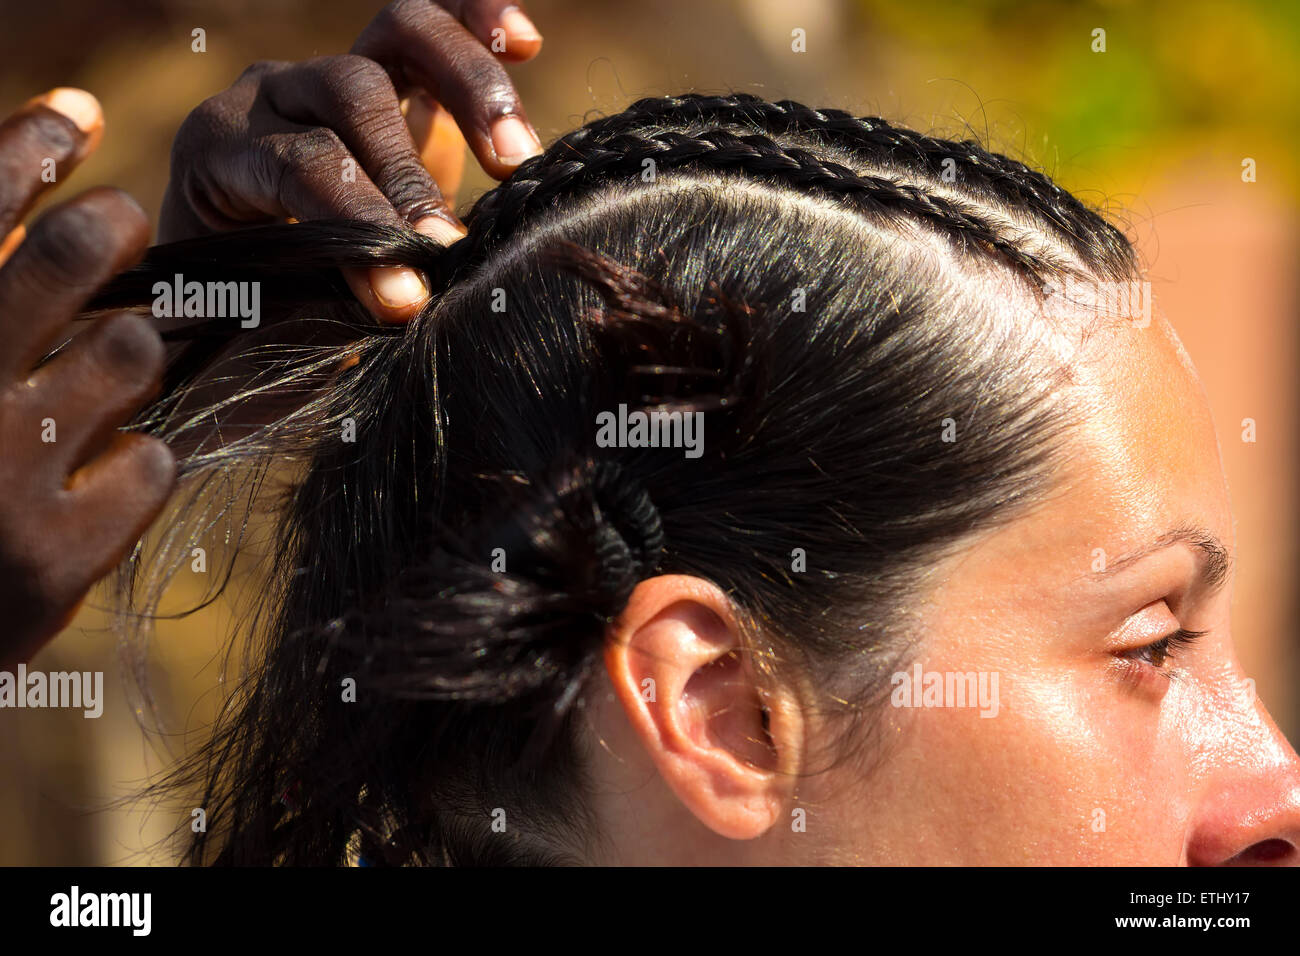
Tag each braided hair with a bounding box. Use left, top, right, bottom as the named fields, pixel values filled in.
left=97, top=93, right=1141, bottom=865
left=448, top=93, right=1133, bottom=287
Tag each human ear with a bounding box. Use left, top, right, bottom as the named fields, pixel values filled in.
left=602, top=574, right=804, bottom=839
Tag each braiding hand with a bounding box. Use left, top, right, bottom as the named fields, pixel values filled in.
left=160, top=0, right=545, bottom=324
left=0, top=90, right=175, bottom=667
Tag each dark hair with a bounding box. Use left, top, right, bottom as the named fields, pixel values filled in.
left=93, top=93, right=1139, bottom=865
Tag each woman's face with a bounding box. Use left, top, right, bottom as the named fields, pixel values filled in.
left=584, top=303, right=1299, bottom=866
left=812, top=309, right=1300, bottom=864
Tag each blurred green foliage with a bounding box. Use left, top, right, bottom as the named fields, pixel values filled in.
left=854, top=0, right=1299, bottom=191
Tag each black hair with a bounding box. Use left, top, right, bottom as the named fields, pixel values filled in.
left=92, top=93, right=1139, bottom=865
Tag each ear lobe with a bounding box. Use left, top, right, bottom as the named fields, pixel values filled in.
left=603, top=575, right=803, bottom=840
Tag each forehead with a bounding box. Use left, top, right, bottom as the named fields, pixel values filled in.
left=917, top=299, right=1234, bottom=627
left=1059, top=309, right=1230, bottom=555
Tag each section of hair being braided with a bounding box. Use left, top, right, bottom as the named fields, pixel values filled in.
left=424, top=93, right=1136, bottom=295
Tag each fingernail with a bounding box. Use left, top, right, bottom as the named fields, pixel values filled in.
left=40, top=87, right=102, bottom=133
left=500, top=6, right=542, bottom=42
left=370, top=266, right=428, bottom=309
left=491, top=114, right=542, bottom=166
left=413, top=215, right=466, bottom=246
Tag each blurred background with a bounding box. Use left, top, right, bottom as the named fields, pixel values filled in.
left=0, top=0, right=1296, bottom=863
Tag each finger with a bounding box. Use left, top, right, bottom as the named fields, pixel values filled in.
left=405, top=96, right=467, bottom=209
left=342, top=263, right=433, bottom=324
left=0, top=186, right=149, bottom=381
left=167, top=100, right=409, bottom=232
left=352, top=0, right=543, bottom=180
left=56, top=431, right=175, bottom=596
left=27, top=311, right=166, bottom=477
left=280, top=220, right=433, bottom=325
left=444, top=1, right=543, bottom=62
left=260, top=128, right=455, bottom=322
left=263, top=55, right=464, bottom=241
left=0, top=87, right=103, bottom=238
left=244, top=124, right=411, bottom=229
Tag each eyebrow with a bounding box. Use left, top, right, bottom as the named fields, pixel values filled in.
left=1094, top=526, right=1231, bottom=592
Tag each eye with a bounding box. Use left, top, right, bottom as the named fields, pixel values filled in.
left=1118, top=627, right=1207, bottom=677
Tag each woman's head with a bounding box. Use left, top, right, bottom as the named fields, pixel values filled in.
left=103, top=93, right=1300, bottom=864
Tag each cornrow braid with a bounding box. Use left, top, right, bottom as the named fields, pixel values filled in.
left=550, top=93, right=1120, bottom=244
left=421, top=93, right=1136, bottom=295
left=605, top=93, right=1132, bottom=268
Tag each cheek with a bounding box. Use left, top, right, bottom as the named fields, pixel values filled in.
left=994, top=665, right=1193, bottom=863
left=843, top=647, right=1195, bottom=864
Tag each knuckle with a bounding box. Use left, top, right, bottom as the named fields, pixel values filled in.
left=184, top=91, right=238, bottom=135
left=170, top=95, right=235, bottom=167
left=273, top=137, right=371, bottom=217
left=331, top=189, right=392, bottom=223
left=385, top=0, right=427, bottom=24
left=283, top=126, right=347, bottom=169
left=378, top=157, right=438, bottom=208
left=248, top=137, right=288, bottom=202
left=396, top=198, right=448, bottom=225
left=236, top=59, right=288, bottom=84
left=320, top=54, right=390, bottom=94
left=307, top=57, right=401, bottom=134
left=355, top=117, right=413, bottom=156
left=359, top=0, right=433, bottom=49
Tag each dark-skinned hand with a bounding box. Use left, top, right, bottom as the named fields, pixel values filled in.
left=161, top=0, right=545, bottom=323
left=0, top=89, right=175, bottom=667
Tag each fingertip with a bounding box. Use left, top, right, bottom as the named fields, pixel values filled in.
left=129, top=432, right=178, bottom=496
left=34, top=87, right=104, bottom=153
left=70, top=184, right=150, bottom=237
left=65, top=431, right=175, bottom=497
left=75, top=186, right=152, bottom=263
left=516, top=33, right=544, bottom=59
left=499, top=7, right=543, bottom=60
left=91, top=311, right=166, bottom=390
left=343, top=265, right=427, bottom=325
left=413, top=214, right=466, bottom=246
left=39, top=88, right=102, bottom=133
left=371, top=265, right=428, bottom=311
left=489, top=114, right=543, bottom=169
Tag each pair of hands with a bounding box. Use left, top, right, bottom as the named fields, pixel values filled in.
left=0, top=0, right=544, bottom=666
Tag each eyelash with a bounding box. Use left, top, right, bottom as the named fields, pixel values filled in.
left=1117, top=628, right=1208, bottom=682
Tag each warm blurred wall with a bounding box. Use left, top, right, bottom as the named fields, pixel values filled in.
left=0, top=0, right=1296, bottom=863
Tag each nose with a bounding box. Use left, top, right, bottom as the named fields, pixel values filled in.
left=1183, top=706, right=1300, bottom=866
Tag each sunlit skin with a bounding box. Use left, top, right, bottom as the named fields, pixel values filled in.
left=581, top=307, right=1300, bottom=865
left=3, top=3, right=1293, bottom=867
